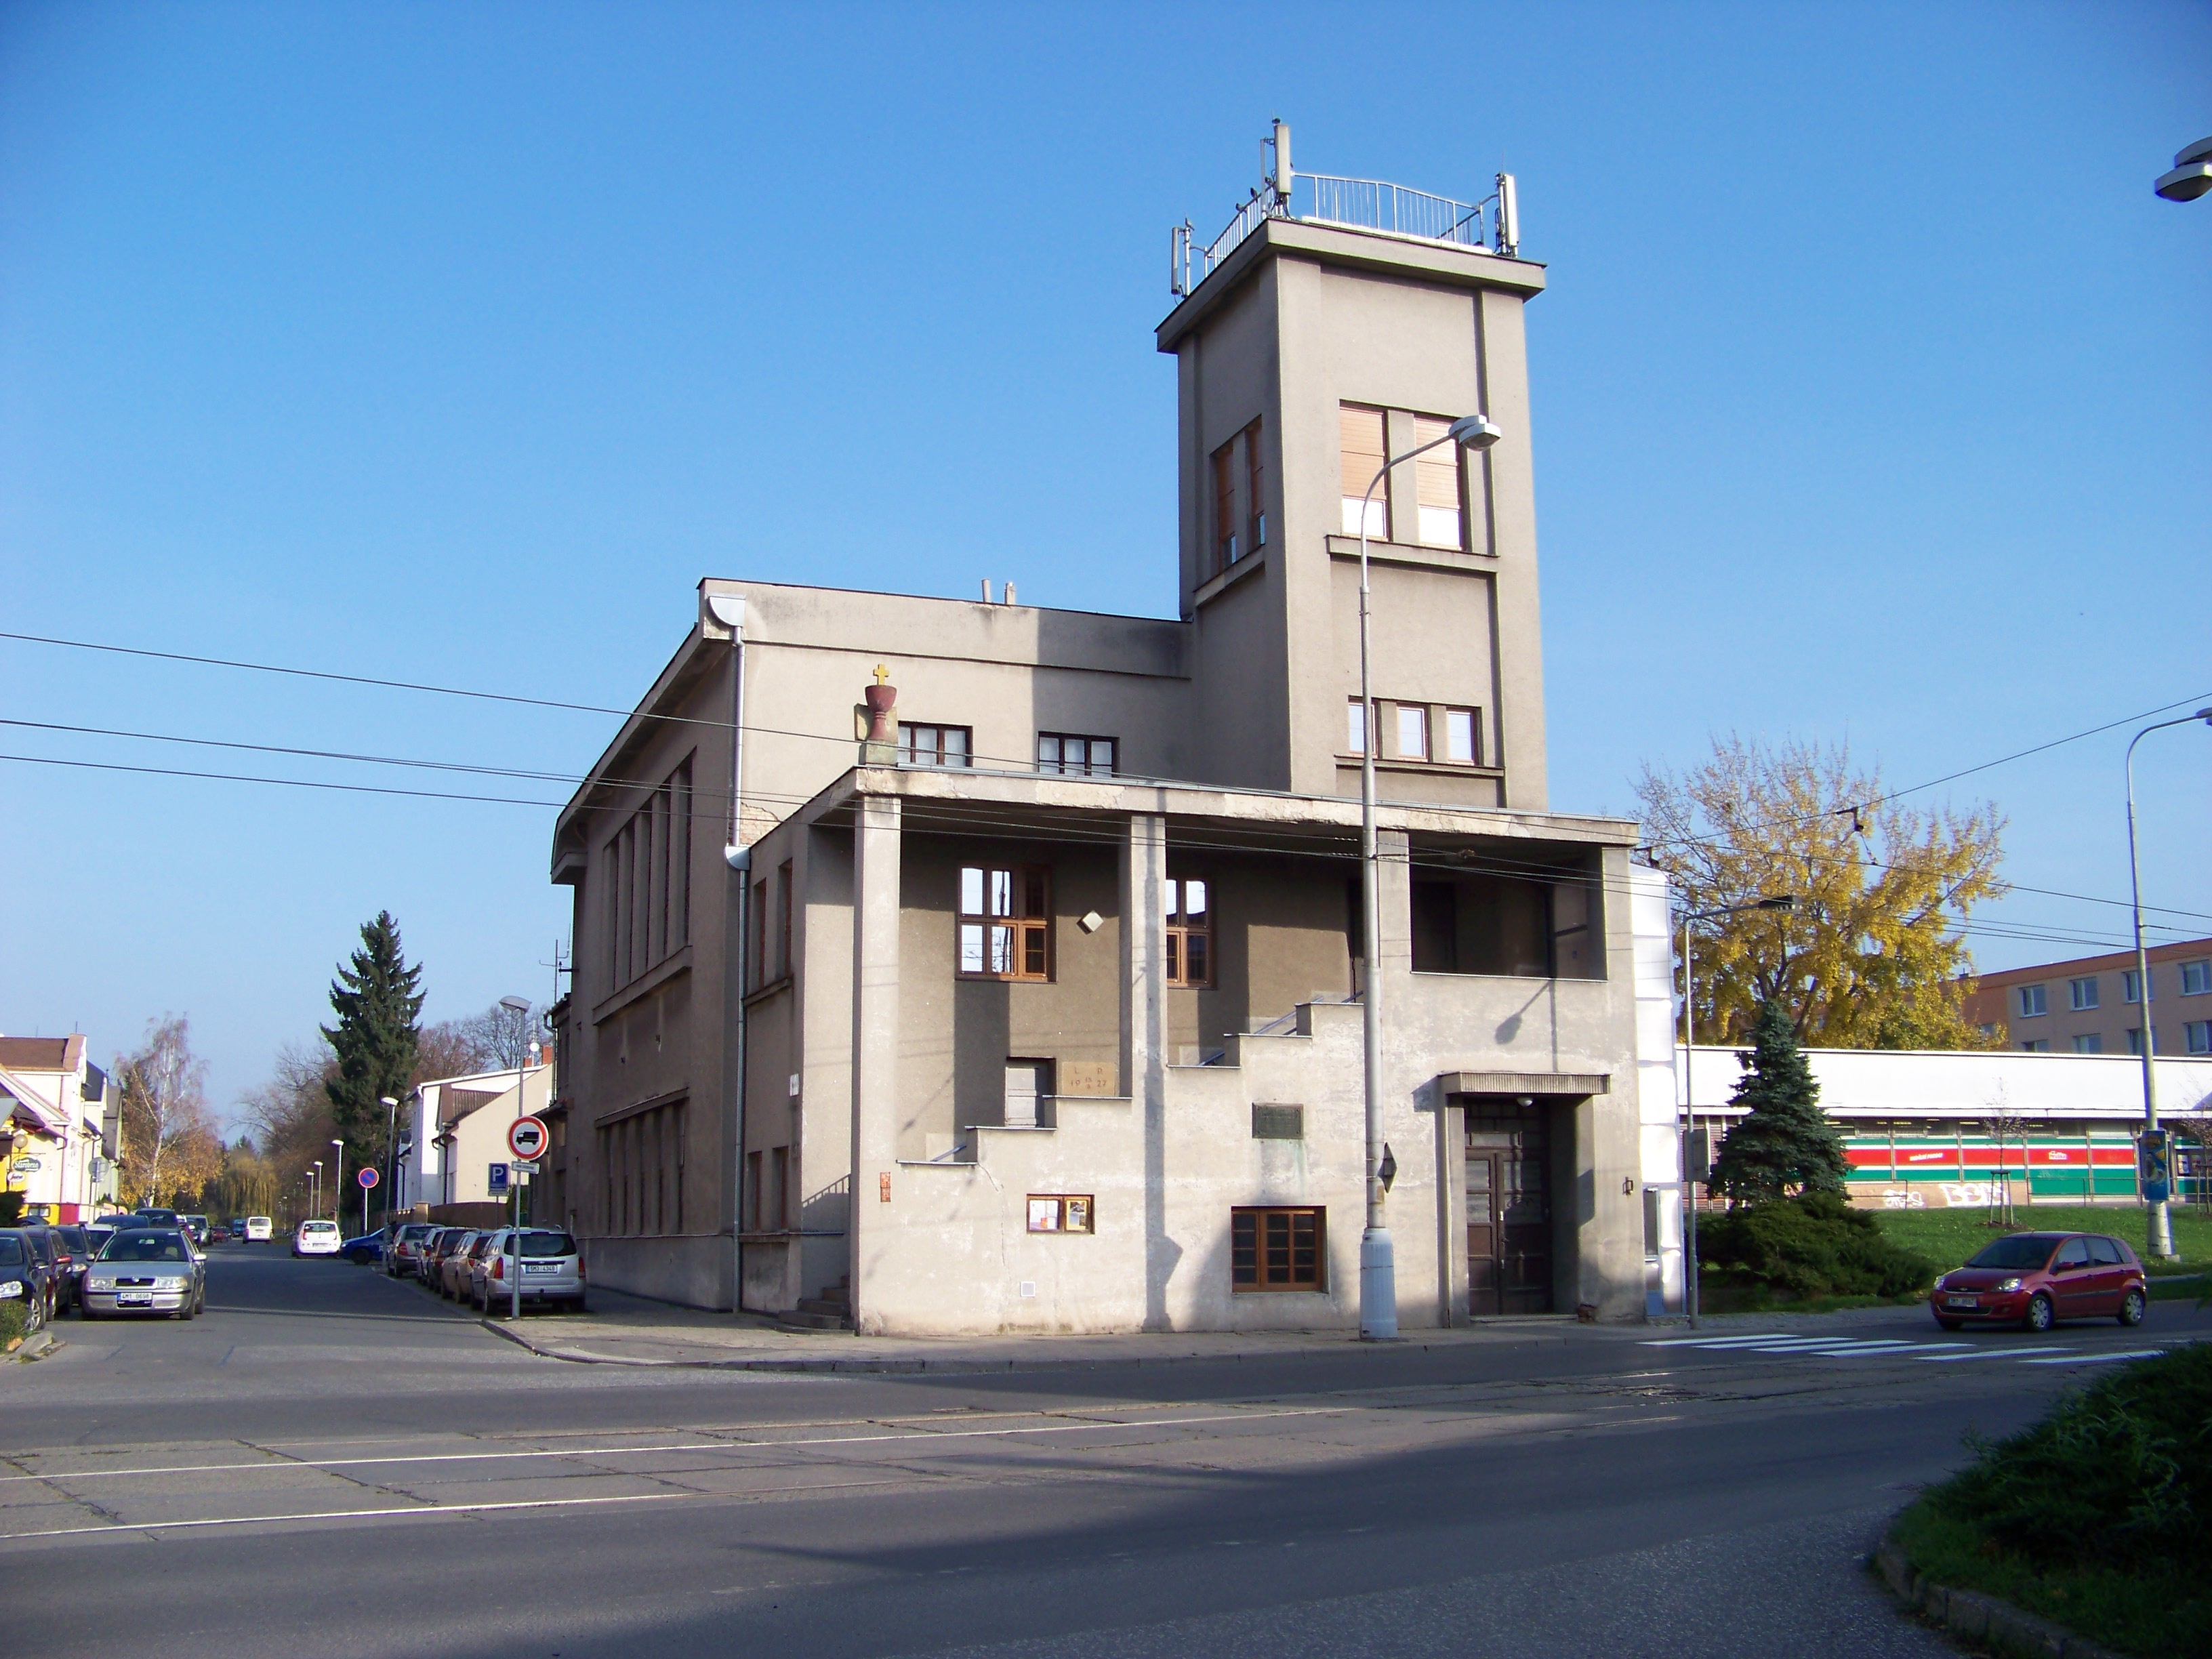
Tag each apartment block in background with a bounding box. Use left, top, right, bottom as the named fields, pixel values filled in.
left=1963, top=938, right=2212, bottom=1058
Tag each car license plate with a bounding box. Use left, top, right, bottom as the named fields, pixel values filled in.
left=117, top=1294, right=152, bottom=1307
left=1945, top=1296, right=1978, bottom=1309
left=524, top=1263, right=558, bottom=1274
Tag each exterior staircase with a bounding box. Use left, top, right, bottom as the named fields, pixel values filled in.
left=776, top=1275, right=853, bottom=1332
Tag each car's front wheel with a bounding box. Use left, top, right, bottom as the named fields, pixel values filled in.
left=2024, top=1292, right=2055, bottom=1333
left=1936, top=1317, right=1963, bottom=1331
left=2118, top=1287, right=2147, bottom=1327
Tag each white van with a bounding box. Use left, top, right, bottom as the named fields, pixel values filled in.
left=243, top=1215, right=273, bottom=1242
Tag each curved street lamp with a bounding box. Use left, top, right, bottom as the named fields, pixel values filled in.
left=2124, top=707, right=2212, bottom=1259
left=1353, top=413, right=1502, bottom=1342
left=2154, top=136, right=2212, bottom=202
left=1677, top=895, right=1797, bottom=1327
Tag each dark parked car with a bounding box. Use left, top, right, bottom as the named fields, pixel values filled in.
left=0, top=1229, right=55, bottom=1334
left=1932, top=1231, right=2148, bottom=1332
left=48, top=1225, right=91, bottom=1311
left=18, top=1229, right=63, bottom=1325
left=339, top=1232, right=386, bottom=1267
left=133, top=1208, right=182, bottom=1228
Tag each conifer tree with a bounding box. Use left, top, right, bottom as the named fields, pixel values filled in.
left=322, top=911, right=424, bottom=1170
left=1706, top=998, right=1849, bottom=1204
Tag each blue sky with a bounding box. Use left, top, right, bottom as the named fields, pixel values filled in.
left=2, top=3, right=2207, bottom=1121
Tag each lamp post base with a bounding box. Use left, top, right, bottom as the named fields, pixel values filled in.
left=2149, top=1199, right=2177, bottom=1261
left=1358, top=1226, right=1399, bottom=1340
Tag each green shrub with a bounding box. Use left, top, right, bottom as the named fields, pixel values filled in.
left=1893, top=1344, right=2212, bottom=1654
left=1698, top=1190, right=1938, bottom=1299
left=0, top=1298, right=25, bottom=1347
left=0, top=1191, right=22, bottom=1228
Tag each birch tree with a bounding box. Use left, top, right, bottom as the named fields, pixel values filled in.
left=117, top=1015, right=222, bottom=1208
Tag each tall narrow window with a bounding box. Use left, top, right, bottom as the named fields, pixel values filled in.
left=1339, top=405, right=1388, bottom=537
left=778, top=859, right=794, bottom=981
left=750, top=878, right=768, bottom=989
left=1346, top=699, right=1367, bottom=755
left=1038, top=733, right=1117, bottom=776
left=1444, top=708, right=1480, bottom=764
left=1395, top=703, right=1429, bottom=760
left=957, top=865, right=1052, bottom=981
left=1412, top=414, right=1464, bottom=548
left=898, top=723, right=971, bottom=768
left=1212, top=440, right=1238, bottom=569
left=1165, top=878, right=1212, bottom=987
left=1244, top=418, right=1266, bottom=551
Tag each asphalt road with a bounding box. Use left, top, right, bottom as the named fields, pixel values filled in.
left=2, top=1246, right=2200, bottom=1658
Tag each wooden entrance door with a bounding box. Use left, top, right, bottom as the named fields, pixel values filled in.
left=1466, top=1103, right=1553, bottom=1316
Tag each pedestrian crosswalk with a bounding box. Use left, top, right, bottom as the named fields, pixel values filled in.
left=1639, top=1332, right=2167, bottom=1366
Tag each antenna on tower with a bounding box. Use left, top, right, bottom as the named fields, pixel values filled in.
left=1494, top=172, right=1519, bottom=256
left=1268, top=119, right=1292, bottom=206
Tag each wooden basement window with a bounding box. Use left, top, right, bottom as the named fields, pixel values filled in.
left=1231, top=1206, right=1325, bottom=1291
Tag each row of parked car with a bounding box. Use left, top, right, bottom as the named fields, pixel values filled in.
left=0, top=1208, right=211, bottom=1328
left=372, top=1221, right=588, bottom=1315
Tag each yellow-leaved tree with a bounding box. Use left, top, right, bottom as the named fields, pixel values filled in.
left=1636, top=737, right=2006, bottom=1050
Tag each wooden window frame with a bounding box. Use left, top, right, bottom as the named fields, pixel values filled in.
left=1165, top=876, right=1212, bottom=988
left=1212, top=439, right=1239, bottom=571
left=1026, top=1194, right=1094, bottom=1233
left=1338, top=404, right=1389, bottom=539
left=897, top=722, right=972, bottom=769
left=1443, top=706, right=1481, bottom=766
left=1244, top=417, right=1266, bottom=552
left=1038, top=733, right=1118, bottom=777
left=1231, top=1206, right=1326, bottom=1291
left=956, top=864, right=1052, bottom=982
left=1410, top=412, right=1466, bottom=550
left=777, top=859, right=794, bottom=981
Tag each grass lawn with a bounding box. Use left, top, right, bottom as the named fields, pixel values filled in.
left=1889, top=1344, right=2212, bottom=1657
left=1869, top=1203, right=2212, bottom=1275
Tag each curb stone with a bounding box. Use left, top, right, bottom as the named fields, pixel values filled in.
left=7, top=1330, right=60, bottom=1363
left=1875, top=1539, right=2123, bottom=1659
left=473, top=1316, right=1526, bottom=1376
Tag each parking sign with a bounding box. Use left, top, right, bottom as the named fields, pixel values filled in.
left=489, top=1162, right=510, bottom=1194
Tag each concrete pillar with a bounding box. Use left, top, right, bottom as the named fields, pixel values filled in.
left=1121, top=812, right=1174, bottom=1329
left=848, top=792, right=901, bottom=1330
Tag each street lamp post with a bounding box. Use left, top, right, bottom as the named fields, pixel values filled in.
left=2123, top=708, right=2211, bottom=1261
left=1354, top=412, right=1502, bottom=1341
left=310, top=1161, right=321, bottom=1225
left=1677, top=894, right=1797, bottom=1327
left=500, top=995, right=533, bottom=1322
left=380, top=1094, right=399, bottom=1236
left=331, top=1139, right=344, bottom=1227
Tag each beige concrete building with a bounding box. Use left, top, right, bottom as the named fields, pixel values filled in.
left=549, top=142, right=1654, bottom=1331
left=1963, top=938, right=2212, bottom=1058
left=0, top=1035, right=119, bottom=1222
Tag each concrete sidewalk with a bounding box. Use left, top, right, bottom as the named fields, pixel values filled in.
left=471, top=1286, right=1609, bottom=1374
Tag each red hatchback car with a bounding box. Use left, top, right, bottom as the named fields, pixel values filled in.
left=1932, top=1231, right=2147, bottom=1332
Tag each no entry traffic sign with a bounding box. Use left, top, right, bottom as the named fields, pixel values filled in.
left=356, top=1165, right=380, bottom=1189
left=507, top=1115, right=549, bottom=1162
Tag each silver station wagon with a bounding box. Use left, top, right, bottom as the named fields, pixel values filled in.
left=468, top=1228, right=586, bottom=1315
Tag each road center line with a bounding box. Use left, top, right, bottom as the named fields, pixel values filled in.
left=0, top=1489, right=700, bottom=1542
left=0, top=1406, right=1338, bottom=1486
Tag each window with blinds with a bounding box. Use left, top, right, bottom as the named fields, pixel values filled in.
left=958, top=865, right=1052, bottom=981
left=1412, top=413, right=1464, bottom=548
left=1339, top=405, right=1388, bottom=537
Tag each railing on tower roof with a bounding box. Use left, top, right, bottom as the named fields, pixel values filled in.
left=1171, top=123, right=1519, bottom=299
